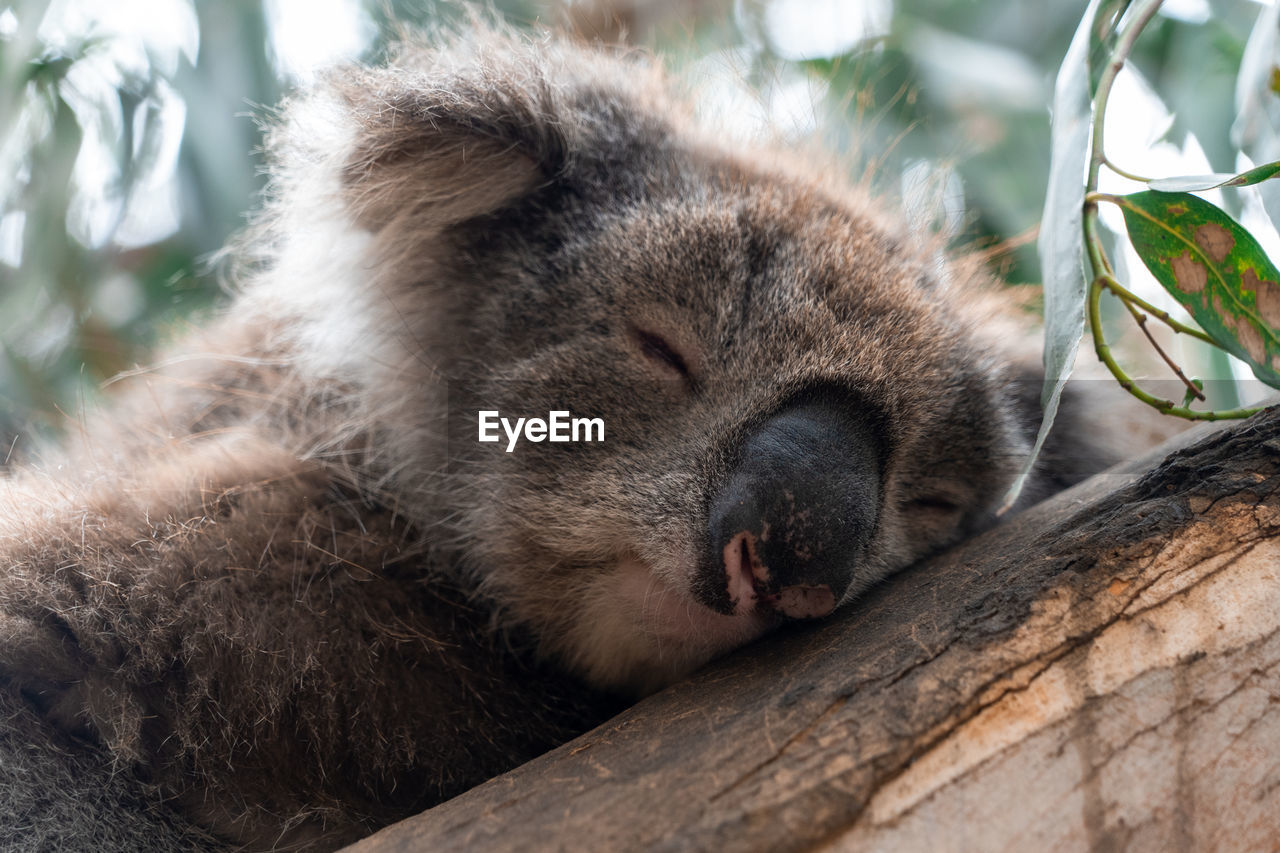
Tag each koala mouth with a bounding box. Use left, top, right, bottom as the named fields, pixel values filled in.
left=722, top=530, right=837, bottom=620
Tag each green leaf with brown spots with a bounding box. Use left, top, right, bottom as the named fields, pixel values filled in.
left=1117, top=190, right=1280, bottom=389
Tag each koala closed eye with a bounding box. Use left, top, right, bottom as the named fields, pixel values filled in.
left=630, top=327, right=694, bottom=382
left=899, top=494, right=982, bottom=545
left=904, top=496, right=962, bottom=515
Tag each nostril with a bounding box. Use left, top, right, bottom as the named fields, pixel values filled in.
left=723, top=530, right=762, bottom=614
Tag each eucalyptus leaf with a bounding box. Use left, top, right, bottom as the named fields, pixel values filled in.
left=1117, top=190, right=1280, bottom=389
left=1233, top=0, right=1280, bottom=228
left=1147, top=160, right=1280, bottom=192
left=1002, top=0, right=1102, bottom=512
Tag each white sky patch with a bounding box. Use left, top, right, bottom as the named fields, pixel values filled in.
left=690, top=49, right=766, bottom=142
left=1234, top=152, right=1280, bottom=263
left=0, top=212, right=25, bottom=268
left=763, top=0, right=892, bottom=61
left=766, top=73, right=827, bottom=138
left=689, top=48, right=827, bottom=143
left=1157, top=0, right=1212, bottom=24
left=38, top=0, right=198, bottom=76
left=0, top=8, right=18, bottom=38
left=266, top=0, right=375, bottom=85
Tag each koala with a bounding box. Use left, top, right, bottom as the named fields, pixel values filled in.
left=0, top=26, right=1128, bottom=853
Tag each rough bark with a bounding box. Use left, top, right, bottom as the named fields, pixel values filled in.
left=344, top=405, right=1280, bottom=853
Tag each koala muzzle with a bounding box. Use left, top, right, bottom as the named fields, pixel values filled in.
left=702, top=398, right=882, bottom=620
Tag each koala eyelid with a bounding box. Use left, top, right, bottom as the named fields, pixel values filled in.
left=632, top=328, right=693, bottom=380
left=905, top=496, right=962, bottom=514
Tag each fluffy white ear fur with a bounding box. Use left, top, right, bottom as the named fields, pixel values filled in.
left=237, top=87, right=385, bottom=384
left=232, top=37, right=566, bottom=390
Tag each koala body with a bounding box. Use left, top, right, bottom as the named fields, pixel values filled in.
left=0, top=28, right=1119, bottom=852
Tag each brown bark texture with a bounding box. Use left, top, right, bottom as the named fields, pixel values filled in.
left=346, top=406, right=1280, bottom=853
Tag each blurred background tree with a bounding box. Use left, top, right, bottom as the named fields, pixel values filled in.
left=0, top=0, right=1272, bottom=452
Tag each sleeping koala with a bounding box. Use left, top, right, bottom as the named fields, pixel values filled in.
left=0, top=26, right=1123, bottom=852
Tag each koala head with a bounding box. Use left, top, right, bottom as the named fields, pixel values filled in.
left=241, top=30, right=1032, bottom=695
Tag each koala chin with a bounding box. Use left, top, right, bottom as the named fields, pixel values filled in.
left=0, top=26, right=1130, bottom=851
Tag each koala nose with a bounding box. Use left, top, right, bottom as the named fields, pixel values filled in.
left=701, top=397, right=882, bottom=620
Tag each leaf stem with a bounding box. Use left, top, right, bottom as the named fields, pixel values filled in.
left=1095, top=272, right=1217, bottom=345
left=1087, top=277, right=1261, bottom=420
left=1102, top=156, right=1153, bottom=184
left=1082, top=0, right=1158, bottom=278
left=1087, top=0, right=1164, bottom=204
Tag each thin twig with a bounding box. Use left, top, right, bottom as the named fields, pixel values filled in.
left=1088, top=277, right=1260, bottom=420
left=1117, top=296, right=1206, bottom=401
left=1093, top=271, right=1217, bottom=345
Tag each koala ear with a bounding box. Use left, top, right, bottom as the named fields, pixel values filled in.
left=330, top=44, right=573, bottom=232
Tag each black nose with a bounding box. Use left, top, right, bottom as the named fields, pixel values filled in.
left=700, top=395, right=882, bottom=619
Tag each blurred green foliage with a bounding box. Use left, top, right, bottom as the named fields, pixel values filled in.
left=0, top=0, right=1269, bottom=450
